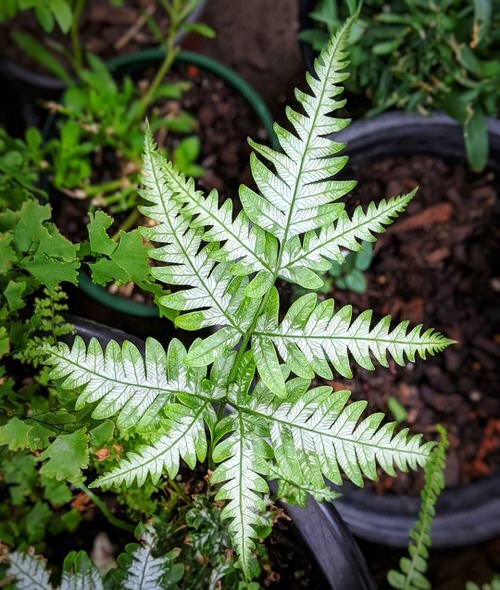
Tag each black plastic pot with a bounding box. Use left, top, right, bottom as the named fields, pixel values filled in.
left=0, top=0, right=207, bottom=95
left=328, top=111, right=500, bottom=548
left=0, top=70, right=37, bottom=133
left=68, top=315, right=375, bottom=590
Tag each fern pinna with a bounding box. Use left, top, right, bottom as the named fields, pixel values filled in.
left=44, top=19, right=453, bottom=576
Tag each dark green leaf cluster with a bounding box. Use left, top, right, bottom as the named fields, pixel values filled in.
left=0, top=127, right=46, bottom=210
left=301, top=0, right=500, bottom=170
left=0, top=0, right=74, bottom=33
left=6, top=513, right=264, bottom=589
left=328, top=240, right=373, bottom=293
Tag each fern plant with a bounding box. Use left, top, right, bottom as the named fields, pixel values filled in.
left=44, top=18, right=453, bottom=577
left=7, top=525, right=182, bottom=589
left=387, top=425, right=449, bottom=590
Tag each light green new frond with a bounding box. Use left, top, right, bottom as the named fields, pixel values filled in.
left=171, top=181, right=277, bottom=277
left=280, top=192, right=414, bottom=284
left=46, top=336, right=199, bottom=429
left=211, top=412, right=271, bottom=577
left=94, top=399, right=214, bottom=487
left=123, top=526, right=168, bottom=590
left=7, top=551, right=52, bottom=590
left=245, top=380, right=434, bottom=488
left=388, top=426, right=448, bottom=590
left=253, top=289, right=453, bottom=392
left=240, top=18, right=355, bottom=241
left=139, top=131, right=245, bottom=331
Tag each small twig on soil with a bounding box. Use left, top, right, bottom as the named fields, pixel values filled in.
left=114, top=3, right=157, bottom=51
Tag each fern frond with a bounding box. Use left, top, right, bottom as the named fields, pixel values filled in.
left=46, top=337, right=200, bottom=429
left=123, top=526, right=168, bottom=590
left=280, top=193, right=414, bottom=284
left=94, top=399, right=214, bottom=487
left=7, top=551, right=52, bottom=590
left=253, top=289, right=453, bottom=392
left=139, top=131, right=248, bottom=332
left=387, top=426, right=448, bottom=590
left=211, top=411, right=271, bottom=577
left=42, top=16, right=457, bottom=574
left=242, top=379, right=433, bottom=488
left=240, top=19, right=354, bottom=243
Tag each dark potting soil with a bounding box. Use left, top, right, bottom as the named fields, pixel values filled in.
left=313, top=154, right=500, bottom=494
left=0, top=0, right=172, bottom=76
left=55, top=64, right=267, bottom=305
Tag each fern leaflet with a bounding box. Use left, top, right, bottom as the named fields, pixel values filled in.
left=7, top=551, right=52, bottom=590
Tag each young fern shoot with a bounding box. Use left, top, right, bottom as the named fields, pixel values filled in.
left=388, top=426, right=449, bottom=590
left=45, top=18, right=453, bottom=576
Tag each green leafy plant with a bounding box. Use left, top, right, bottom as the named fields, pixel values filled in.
left=43, top=18, right=453, bottom=578
left=0, top=134, right=171, bottom=549
left=300, top=0, right=500, bottom=171
left=387, top=425, right=448, bottom=590
left=0, top=127, right=46, bottom=209
left=328, top=240, right=373, bottom=293
left=4, top=1, right=209, bottom=79
left=45, top=50, right=202, bottom=220
left=4, top=495, right=271, bottom=588
left=6, top=1, right=213, bottom=222
left=387, top=428, right=499, bottom=590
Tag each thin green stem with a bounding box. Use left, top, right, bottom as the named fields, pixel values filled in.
left=111, top=209, right=140, bottom=240
left=78, top=483, right=134, bottom=533
left=136, top=2, right=181, bottom=121
left=70, top=0, right=85, bottom=71
left=86, top=178, right=127, bottom=197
